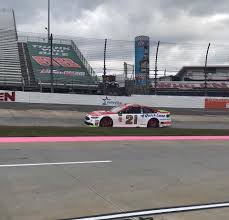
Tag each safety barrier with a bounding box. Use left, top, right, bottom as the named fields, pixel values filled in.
left=0, top=91, right=229, bottom=110
left=1, top=90, right=229, bottom=109
left=1, top=90, right=227, bottom=109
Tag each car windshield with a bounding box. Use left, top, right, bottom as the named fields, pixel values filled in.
left=110, top=105, right=125, bottom=113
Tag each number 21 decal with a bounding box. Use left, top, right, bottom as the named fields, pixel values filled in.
left=125, top=115, right=138, bottom=124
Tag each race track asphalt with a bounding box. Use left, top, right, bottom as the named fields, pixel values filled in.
left=0, top=140, right=229, bottom=220
left=0, top=107, right=229, bottom=129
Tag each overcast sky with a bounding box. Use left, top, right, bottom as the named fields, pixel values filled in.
left=2, top=0, right=229, bottom=76
left=1, top=0, right=229, bottom=42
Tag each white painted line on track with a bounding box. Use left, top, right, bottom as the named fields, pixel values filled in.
left=65, top=201, right=229, bottom=220
left=0, top=160, right=112, bottom=168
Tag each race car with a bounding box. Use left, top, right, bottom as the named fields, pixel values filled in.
left=84, top=104, right=171, bottom=128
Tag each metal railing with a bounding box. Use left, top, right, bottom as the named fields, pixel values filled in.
left=71, top=40, right=96, bottom=78
left=16, top=32, right=229, bottom=96
left=18, top=35, right=72, bottom=45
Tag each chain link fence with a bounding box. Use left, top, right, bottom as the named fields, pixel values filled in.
left=16, top=32, right=229, bottom=96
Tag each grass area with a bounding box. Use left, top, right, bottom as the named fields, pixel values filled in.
left=0, top=126, right=228, bottom=137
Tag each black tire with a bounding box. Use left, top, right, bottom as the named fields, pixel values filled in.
left=147, top=118, right=159, bottom=128
left=100, top=117, right=113, bottom=127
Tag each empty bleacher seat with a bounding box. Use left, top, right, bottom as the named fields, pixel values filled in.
left=0, top=9, right=22, bottom=86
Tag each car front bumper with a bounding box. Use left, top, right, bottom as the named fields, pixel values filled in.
left=84, top=115, right=100, bottom=127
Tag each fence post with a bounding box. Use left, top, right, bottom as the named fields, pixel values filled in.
left=103, top=38, right=107, bottom=81
left=50, top=33, right=54, bottom=93
left=124, top=62, right=127, bottom=80
left=103, top=38, right=107, bottom=94
left=204, top=43, right=211, bottom=96
left=154, top=41, right=160, bottom=95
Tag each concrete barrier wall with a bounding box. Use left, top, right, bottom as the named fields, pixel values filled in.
left=1, top=90, right=228, bottom=109
left=0, top=90, right=208, bottom=109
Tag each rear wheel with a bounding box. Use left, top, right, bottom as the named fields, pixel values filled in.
left=100, top=117, right=113, bottom=127
left=147, top=118, right=159, bottom=128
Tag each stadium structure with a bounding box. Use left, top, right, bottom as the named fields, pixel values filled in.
left=155, top=66, right=229, bottom=96
left=1, top=9, right=229, bottom=96
left=0, top=9, right=101, bottom=94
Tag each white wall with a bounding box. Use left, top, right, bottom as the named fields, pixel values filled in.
left=0, top=90, right=207, bottom=109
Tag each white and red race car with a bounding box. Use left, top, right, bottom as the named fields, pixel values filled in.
left=84, top=104, right=171, bottom=128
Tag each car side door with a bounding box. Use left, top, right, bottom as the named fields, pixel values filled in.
left=141, top=106, right=157, bottom=127
left=120, top=106, right=142, bottom=127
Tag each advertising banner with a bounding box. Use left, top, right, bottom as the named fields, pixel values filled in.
left=27, top=42, right=88, bottom=82
left=135, top=36, right=150, bottom=85
left=205, top=98, right=229, bottom=109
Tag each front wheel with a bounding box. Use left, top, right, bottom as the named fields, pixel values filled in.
left=100, top=117, right=113, bottom=127
left=147, top=118, right=159, bottom=128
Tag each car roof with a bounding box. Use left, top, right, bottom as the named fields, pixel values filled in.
left=123, top=103, right=153, bottom=108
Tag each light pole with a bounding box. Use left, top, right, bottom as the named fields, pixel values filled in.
left=45, top=27, right=54, bottom=93
left=48, top=0, right=50, bottom=41
left=50, top=33, right=54, bottom=93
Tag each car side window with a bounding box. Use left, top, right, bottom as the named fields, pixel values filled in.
left=120, top=108, right=129, bottom=114
left=123, top=106, right=141, bottom=114
left=133, top=107, right=141, bottom=114
left=143, top=107, right=153, bottom=113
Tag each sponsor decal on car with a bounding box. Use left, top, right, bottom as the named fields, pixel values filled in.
left=141, top=113, right=167, bottom=118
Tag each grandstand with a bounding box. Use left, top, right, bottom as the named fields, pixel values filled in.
left=0, top=9, right=22, bottom=89
left=177, top=66, right=229, bottom=81
left=0, top=8, right=98, bottom=93
left=17, top=37, right=99, bottom=93
left=154, top=66, right=229, bottom=96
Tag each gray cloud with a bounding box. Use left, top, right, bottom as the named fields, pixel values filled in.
left=1, top=0, right=229, bottom=42
left=2, top=0, right=229, bottom=75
